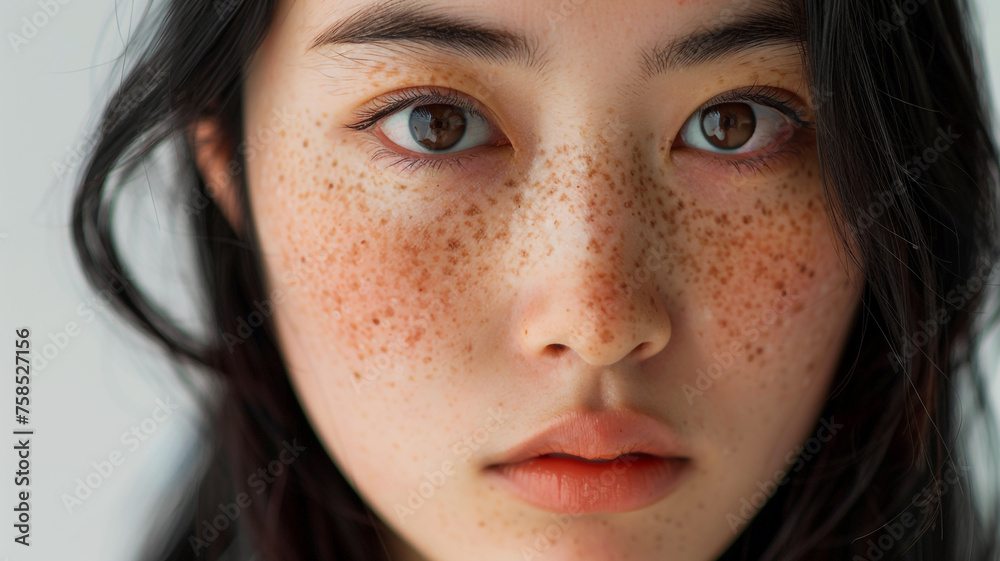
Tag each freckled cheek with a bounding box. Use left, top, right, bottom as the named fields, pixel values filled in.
left=667, top=168, right=855, bottom=373
left=252, top=148, right=498, bottom=388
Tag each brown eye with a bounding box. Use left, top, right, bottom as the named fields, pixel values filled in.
left=409, top=104, right=467, bottom=150
left=700, top=102, right=756, bottom=149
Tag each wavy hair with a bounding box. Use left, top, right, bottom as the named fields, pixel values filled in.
left=70, top=0, right=1000, bottom=559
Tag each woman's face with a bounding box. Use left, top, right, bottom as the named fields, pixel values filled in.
left=202, top=0, right=863, bottom=559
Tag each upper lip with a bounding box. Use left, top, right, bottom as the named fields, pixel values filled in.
left=486, top=408, right=688, bottom=466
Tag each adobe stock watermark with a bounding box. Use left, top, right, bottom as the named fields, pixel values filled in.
left=682, top=288, right=802, bottom=404
left=543, top=0, right=588, bottom=31
left=394, top=407, right=507, bottom=523
left=878, top=0, right=930, bottom=37
left=890, top=258, right=996, bottom=372
left=847, top=125, right=958, bottom=238
left=349, top=329, right=412, bottom=394
left=183, top=105, right=293, bottom=219
left=61, top=397, right=179, bottom=514
left=212, top=0, right=242, bottom=20
left=188, top=439, right=307, bottom=556
left=33, top=268, right=136, bottom=374
left=901, top=126, right=961, bottom=177
left=217, top=276, right=415, bottom=395
left=219, top=235, right=340, bottom=353
left=847, top=179, right=908, bottom=238
left=726, top=416, right=844, bottom=534
left=850, top=461, right=970, bottom=560
left=7, top=0, right=73, bottom=54
left=52, top=66, right=166, bottom=180
left=184, top=105, right=294, bottom=216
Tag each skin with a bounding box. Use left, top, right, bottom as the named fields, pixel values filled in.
left=194, top=0, right=864, bottom=559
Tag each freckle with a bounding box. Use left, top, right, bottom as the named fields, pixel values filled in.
left=372, top=318, right=380, bottom=325
left=303, top=139, right=309, bottom=147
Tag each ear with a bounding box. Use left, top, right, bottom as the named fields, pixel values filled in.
left=190, top=118, right=243, bottom=234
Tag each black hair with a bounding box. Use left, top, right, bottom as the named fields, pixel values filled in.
left=71, top=0, right=1000, bottom=560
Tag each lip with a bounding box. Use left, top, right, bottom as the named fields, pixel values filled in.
left=484, top=409, right=691, bottom=514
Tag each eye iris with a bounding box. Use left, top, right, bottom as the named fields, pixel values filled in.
left=700, top=102, right=756, bottom=149
left=409, top=104, right=467, bottom=150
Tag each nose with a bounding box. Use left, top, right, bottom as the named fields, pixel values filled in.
left=512, top=131, right=672, bottom=367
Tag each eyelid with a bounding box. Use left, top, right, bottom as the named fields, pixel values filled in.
left=345, top=85, right=499, bottom=133
left=344, top=86, right=510, bottom=175
left=672, top=85, right=815, bottom=177
left=695, top=84, right=814, bottom=129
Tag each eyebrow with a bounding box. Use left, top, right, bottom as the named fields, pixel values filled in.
left=309, top=0, right=804, bottom=80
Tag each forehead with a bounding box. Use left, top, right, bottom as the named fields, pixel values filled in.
left=287, top=0, right=802, bottom=75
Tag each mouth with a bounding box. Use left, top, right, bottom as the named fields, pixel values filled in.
left=483, top=410, right=692, bottom=514
left=487, top=452, right=690, bottom=514
left=539, top=452, right=657, bottom=463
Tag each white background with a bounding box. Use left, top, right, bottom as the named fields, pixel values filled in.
left=2, top=1, right=1000, bottom=560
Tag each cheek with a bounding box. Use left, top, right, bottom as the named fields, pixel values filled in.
left=244, top=108, right=499, bottom=487
left=669, top=147, right=857, bottom=373
left=667, top=152, right=861, bottom=481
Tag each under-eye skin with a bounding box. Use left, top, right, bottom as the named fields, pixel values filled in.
left=343, top=83, right=814, bottom=177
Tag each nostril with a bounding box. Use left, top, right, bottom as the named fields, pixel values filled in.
left=545, top=343, right=569, bottom=357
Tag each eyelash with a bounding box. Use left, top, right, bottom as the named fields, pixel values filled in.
left=344, top=84, right=814, bottom=177
left=346, top=86, right=492, bottom=174
left=685, top=84, right=814, bottom=177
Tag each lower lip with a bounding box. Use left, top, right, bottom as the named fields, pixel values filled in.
left=488, top=454, right=690, bottom=514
